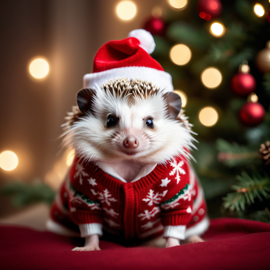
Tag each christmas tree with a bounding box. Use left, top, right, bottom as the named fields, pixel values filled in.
left=144, top=0, right=270, bottom=222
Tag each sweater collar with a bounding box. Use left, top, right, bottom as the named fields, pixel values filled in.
left=96, top=161, right=157, bottom=183
left=89, top=161, right=168, bottom=191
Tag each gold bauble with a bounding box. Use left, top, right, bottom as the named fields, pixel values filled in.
left=256, top=41, right=270, bottom=73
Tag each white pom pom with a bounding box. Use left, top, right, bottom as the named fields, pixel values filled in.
left=127, top=29, right=156, bottom=54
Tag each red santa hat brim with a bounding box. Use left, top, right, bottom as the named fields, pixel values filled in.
left=83, top=66, right=173, bottom=92
left=83, top=29, right=174, bottom=93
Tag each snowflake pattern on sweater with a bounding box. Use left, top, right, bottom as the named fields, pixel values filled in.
left=50, top=155, right=207, bottom=241
left=90, top=189, right=117, bottom=206
left=169, top=158, right=186, bottom=184
left=74, top=163, right=88, bottom=185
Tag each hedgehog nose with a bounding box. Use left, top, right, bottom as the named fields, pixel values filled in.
left=123, top=135, right=139, bottom=149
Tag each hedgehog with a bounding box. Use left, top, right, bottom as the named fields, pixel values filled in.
left=47, top=30, right=209, bottom=251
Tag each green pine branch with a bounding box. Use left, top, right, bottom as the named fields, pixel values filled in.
left=228, top=48, right=254, bottom=68
left=0, top=181, right=56, bottom=207
left=152, top=36, right=171, bottom=56
left=251, top=208, right=270, bottom=223
left=223, top=171, right=270, bottom=211
left=167, top=22, right=210, bottom=49
left=235, top=0, right=253, bottom=20
left=208, top=42, right=234, bottom=62
left=217, top=139, right=260, bottom=167
left=208, top=43, right=254, bottom=67
left=226, top=23, right=246, bottom=41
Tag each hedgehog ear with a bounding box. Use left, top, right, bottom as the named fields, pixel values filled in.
left=163, top=92, right=182, bottom=119
left=77, top=88, right=96, bottom=115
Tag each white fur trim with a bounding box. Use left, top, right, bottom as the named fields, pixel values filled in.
left=185, top=217, right=210, bottom=238
left=128, top=29, right=155, bottom=54
left=46, top=219, right=80, bottom=237
left=163, top=217, right=209, bottom=240
left=79, top=223, right=103, bottom=237
left=83, top=67, right=174, bottom=93
left=163, top=225, right=186, bottom=240
left=96, top=161, right=156, bottom=183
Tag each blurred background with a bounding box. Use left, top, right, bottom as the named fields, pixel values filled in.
left=0, top=0, right=270, bottom=228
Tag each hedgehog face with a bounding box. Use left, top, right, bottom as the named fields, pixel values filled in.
left=100, top=93, right=167, bottom=160
left=63, top=79, right=194, bottom=164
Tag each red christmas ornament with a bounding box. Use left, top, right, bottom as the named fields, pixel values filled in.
left=239, top=102, right=265, bottom=126
left=197, top=0, right=222, bottom=21
left=231, top=64, right=256, bottom=97
left=267, top=9, right=270, bottom=23
left=143, top=17, right=165, bottom=36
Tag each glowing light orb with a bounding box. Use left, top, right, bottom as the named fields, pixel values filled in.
left=254, top=4, right=265, bottom=17
left=248, top=93, right=259, bottom=103
left=66, top=149, right=75, bottom=166
left=199, top=107, right=219, bottom=127
left=210, top=22, right=225, bottom=37
left=168, top=0, right=188, bottom=9
left=116, top=1, right=137, bottom=21
left=0, top=151, right=19, bottom=171
left=174, top=90, right=187, bottom=108
left=29, top=58, right=49, bottom=79
left=240, top=64, right=250, bottom=73
left=201, top=67, right=222, bottom=89
left=170, top=44, right=192, bottom=66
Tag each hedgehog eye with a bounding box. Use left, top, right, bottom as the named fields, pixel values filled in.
left=106, top=115, right=118, bottom=128
left=146, top=118, right=154, bottom=128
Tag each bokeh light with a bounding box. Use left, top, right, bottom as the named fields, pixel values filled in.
left=201, top=67, right=222, bottom=89
left=199, top=107, right=219, bottom=127
left=0, top=150, right=19, bottom=171
left=254, top=4, right=265, bottom=17
left=151, top=6, right=162, bottom=18
left=29, top=58, right=49, bottom=79
left=66, top=149, right=75, bottom=166
left=174, top=90, right=188, bottom=108
left=210, top=22, right=225, bottom=37
left=168, top=0, right=188, bottom=10
left=170, top=44, right=192, bottom=66
left=240, top=64, right=250, bottom=73
left=248, top=93, right=258, bottom=103
left=116, top=1, right=137, bottom=21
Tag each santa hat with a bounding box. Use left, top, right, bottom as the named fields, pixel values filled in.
left=83, top=29, right=174, bottom=92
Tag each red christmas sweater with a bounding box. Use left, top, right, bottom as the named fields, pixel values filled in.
left=50, top=155, right=208, bottom=241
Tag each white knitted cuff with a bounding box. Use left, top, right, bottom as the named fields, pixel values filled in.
left=163, top=225, right=186, bottom=240
left=79, top=223, right=103, bottom=238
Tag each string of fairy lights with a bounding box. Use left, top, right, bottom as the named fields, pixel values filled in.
left=0, top=0, right=267, bottom=175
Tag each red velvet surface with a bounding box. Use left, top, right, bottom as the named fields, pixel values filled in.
left=0, top=218, right=270, bottom=270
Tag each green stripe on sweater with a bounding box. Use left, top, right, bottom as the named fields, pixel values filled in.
left=161, top=184, right=189, bottom=205
left=70, top=183, right=98, bottom=205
